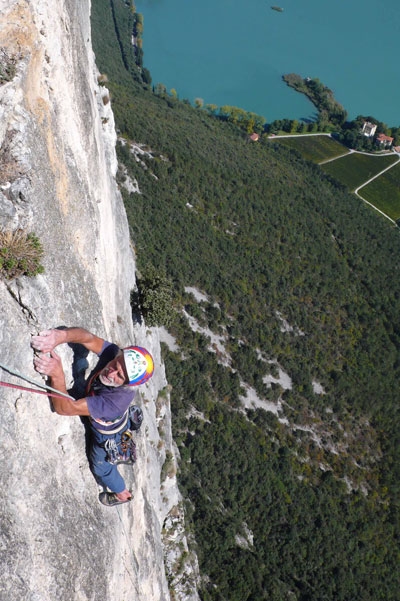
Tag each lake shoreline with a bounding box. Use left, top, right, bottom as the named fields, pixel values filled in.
left=136, top=0, right=400, bottom=127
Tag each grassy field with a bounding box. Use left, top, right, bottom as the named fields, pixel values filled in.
left=358, top=162, right=400, bottom=221
left=321, top=152, right=398, bottom=191
left=271, top=134, right=349, bottom=163
left=272, top=135, right=400, bottom=220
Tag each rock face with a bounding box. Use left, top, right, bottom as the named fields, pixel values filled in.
left=0, top=2, right=193, bottom=600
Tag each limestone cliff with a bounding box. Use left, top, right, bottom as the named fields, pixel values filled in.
left=0, top=2, right=195, bottom=600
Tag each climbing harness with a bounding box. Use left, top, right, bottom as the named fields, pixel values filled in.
left=90, top=410, right=129, bottom=435
left=0, top=360, right=74, bottom=400
left=99, top=404, right=142, bottom=464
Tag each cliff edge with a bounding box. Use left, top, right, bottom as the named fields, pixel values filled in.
left=0, top=1, right=187, bottom=600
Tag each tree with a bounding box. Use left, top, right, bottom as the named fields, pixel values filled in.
left=249, top=112, right=266, bottom=132
left=205, top=103, right=218, bottom=116
left=134, top=264, right=175, bottom=327
left=219, top=105, right=232, bottom=120
left=154, top=82, right=167, bottom=97
left=142, top=67, right=151, bottom=85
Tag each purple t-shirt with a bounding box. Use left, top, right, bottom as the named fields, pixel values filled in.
left=86, top=341, right=135, bottom=433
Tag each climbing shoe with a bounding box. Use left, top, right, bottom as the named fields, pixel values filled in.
left=99, top=492, right=132, bottom=507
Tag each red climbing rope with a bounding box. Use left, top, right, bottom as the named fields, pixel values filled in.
left=0, top=380, right=74, bottom=400
left=0, top=359, right=74, bottom=400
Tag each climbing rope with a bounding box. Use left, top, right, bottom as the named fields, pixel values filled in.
left=0, top=379, right=75, bottom=400
left=0, top=360, right=74, bottom=400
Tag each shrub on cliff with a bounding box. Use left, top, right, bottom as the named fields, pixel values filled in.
left=0, top=230, right=44, bottom=280
left=133, top=264, right=174, bottom=327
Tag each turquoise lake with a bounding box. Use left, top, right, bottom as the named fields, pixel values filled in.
left=135, top=0, right=400, bottom=126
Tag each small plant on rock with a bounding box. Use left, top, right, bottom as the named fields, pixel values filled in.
left=97, top=73, right=108, bottom=85
left=0, top=230, right=44, bottom=280
left=161, top=450, right=176, bottom=482
left=0, top=48, right=18, bottom=84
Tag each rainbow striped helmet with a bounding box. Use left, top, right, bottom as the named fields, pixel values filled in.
left=123, top=346, right=154, bottom=386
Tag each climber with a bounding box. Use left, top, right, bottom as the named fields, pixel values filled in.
left=31, top=327, right=154, bottom=507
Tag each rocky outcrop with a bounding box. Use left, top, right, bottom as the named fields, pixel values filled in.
left=0, top=1, right=194, bottom=600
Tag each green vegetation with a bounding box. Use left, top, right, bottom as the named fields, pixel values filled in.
left=273, top=136, right=400, bottom=218
left=133, top=264, right=175, bottom=327
left=174, top=400, right=395, bottom=601
left=360, top=162, right=400, bottom=221
left=283, top=74, right=348, bottom=128
left=161, top=449, right=175, bottom=482
left=92, top=2, right=400, bottom=599
left=272, top=134, right=349, bottom=163
left=153, top=82, right=267, bottom=134
left=321, top=153, right=399, bottom=191
left=338, top=115, right=400, bottom=151
left=91, top=0, right=146, bottom=86
left=0, top=230, right=44, bottom=279
left=281, top=79, right=400, bottom=151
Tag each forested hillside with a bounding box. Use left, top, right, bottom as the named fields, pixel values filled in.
left=92, top=2, right=400, bottom=600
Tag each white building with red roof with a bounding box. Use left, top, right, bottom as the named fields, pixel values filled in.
left=375, top=133, right=394, bottom=149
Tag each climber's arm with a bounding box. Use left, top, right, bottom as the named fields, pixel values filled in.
left=31, top=327, right=104, bottom=355
left=33, top=350, right=90, bottom=416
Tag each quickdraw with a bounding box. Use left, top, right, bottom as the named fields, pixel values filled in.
left=104, top=438, right=121, bottom=464
left=104, top=429, right=137, bottom=465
